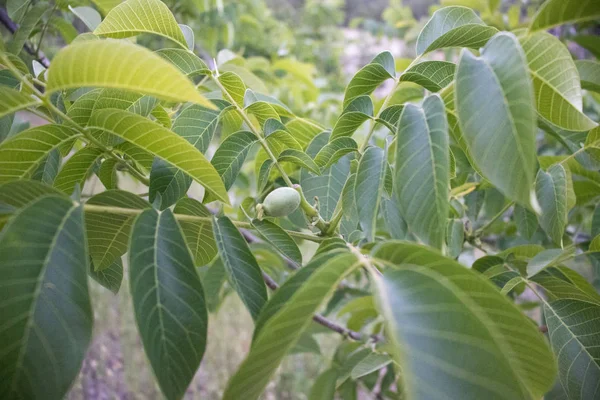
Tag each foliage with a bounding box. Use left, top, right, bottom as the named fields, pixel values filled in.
left=0, top=0, right=600, bottom=399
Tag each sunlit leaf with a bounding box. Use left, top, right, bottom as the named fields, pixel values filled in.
left=88, top=109, right=228, bottom=203
left=278, top=149, right=320, bottom=174
left=173, top=198, right=217, bottom=267
left=47, top=40, right=214, bottom=108
left=94, top=0, right=187, bottom=48
left=0, top=88, right=40, bottom=119
left=54, top=147, right=103, bottom=195
left=529, top=0, right=600, bottom=32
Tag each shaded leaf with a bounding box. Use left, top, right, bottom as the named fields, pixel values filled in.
left=251, top=218, right=302, bottom=265
left=343, top=52, right=395, bottom=107
left=536, top=164, right=569, bottom=246
left=355, top=146, right=387, bottom=241
left=89, top=258, right=123, bottom=294
left=0, top=196, right=92, bottom=400
left=129, top=208, right=207, bottom=400
left=314, top=137, right=358, bottom=168
left=455, top=33, right=537, bottom=208
left=331, top=95, right=374, bottom=140
left=530, top=0, right=600, bottom=32
left=395, top=94, right=449, bottom=249
left=54, top=147, right=103, bottom=195
left=400, top=61, right=455, bottom=92
left=278, top=149, right=320, bottom=174
left=213, top=216, right=267, bottom=320
left=210, top=130, right=256, bottom=192
left=173, top=198, right=217, bottom=267
left=576, top=60, right=600, bottom=94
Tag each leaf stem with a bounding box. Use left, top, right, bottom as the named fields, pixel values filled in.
left=82, top=203, right=325, bottom=242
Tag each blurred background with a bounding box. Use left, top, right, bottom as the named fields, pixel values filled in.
left=2, top=0, right=597, bottom=398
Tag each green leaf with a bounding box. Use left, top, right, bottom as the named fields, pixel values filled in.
left=223, top=252, right=360, bottom=400
left=572, top=35, right=600, bottom=59
left=355, top=146, right=387, bottom=242
left=54, top=147, right=103, bottom=195
left=129, top=208, right=208, bottom=400
left=0, top=196, right=92, bottom=400
left=529, top=0, right=600, bottom=32
left=455, top=33, right=537, bottom=209
left=395, top=94, right=449, bottom=249
left=173, top=198, right=217, bottom=267
left=301, top=132, right=351, bottom=220
left=0, top=180, right=63, bottom=217
left=210, top=130, right=256, bottom=194
left=531, top=266, right=600, bottom=305
left=7, top=0, right=31, bottom=22
left=278, top=149, right=320, bottom=175
left=381, top=194, right=409, bottom=240
left=416, top=6, right=497, bottom=55
left=94, top=0, right=187, bottom=48
left=245, top=102, right=280, bottom=127
left=372, top=241, right=557, bottom=400
left=520, top=32, right=596, bottom=132
left=31, top=149, right=62, bottom=186
left=351, top=353, right=392, bottom=380
left=88, top=109, right=229, bottom=203
left=47, top=40, right=215, bottom=108
left=536, top=164, right=569, bottom=246
left=309, top=369, right=338, bottom=400
left=7, top=3, right=46, bottom=55
left=251, top=218, right=302, bottom=265
left=343, top=52, right=395, bottom=107
left=89, top=258, right=123, bottom=294
left=148, top=104, right=221, bottom=209
left=285, top=118, right=324, bottom=149
left=85, top=190, right=150, bottom=270
left=0, top=88, right=40, bottom=119
left=400, top=61, right=455, bottom=92
left=544, top=299, right=600, bottom=400
left=155, top=48, right=209, bottom=77
left=70, top=6, right=102, bottom=31
left=218, top=71, right=246, bottom=108
left=514, top=204, right=538, bottom=240
left=314, top=137, right=358, bottom=168
left=97, top=159, right=119, bottom=189
left=526, top=247, right=574, bottom=278
left=331, top=95, right=374, bottom=140
left=0, top=124, right=79, bottom=184
left=576, top=60, right=600, bottom=94
left=212, top=216, right=267, bottom=320
left=446, top=218, right=464, bottom=258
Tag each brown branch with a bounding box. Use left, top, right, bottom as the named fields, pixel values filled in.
left=0, top=6, right=50, bottom=68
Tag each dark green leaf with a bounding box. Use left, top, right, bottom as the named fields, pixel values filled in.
left=89, top=258, right=123, bottom=294
left=355, top=146, right=387, bottom=241
left=400, top=61, right=455, bottom=92
left=536, top=164, right=569, bottom=246
left=251, top=218, right=302, bottom=265
left=343, top=52, right=395, bottom=107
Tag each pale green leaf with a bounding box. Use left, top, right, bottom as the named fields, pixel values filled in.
left=285, top=118, right=324, bottom=149
left=70, top=6, right=102, bottom=31
left=85, top=190, right=150, bottom=270
left=218, top=71, right=246, bottom=108
left=373, top=241, right=557, bottom=400
left=155, top=48, right=209, bottom=77
left=245, top=102, right=280, bottom=127
left=213, top=216, right=267, bottom=320
left=526, top=248, right=573, bottom=278
left=395, top=94, right=449, bottom=249
left=210, top=130, right=256, bottom=191
left=0, top=88, right=40, bottom=119
left=223, top=253, right=360, bottom=400
left=544, top=299, right=600, bottom=400
left=0, top=124, right=79, bottom=184
left=251, top=219, right=302, bottom=265
left=416, top=6, right=497, bottom=55
left=400, top=61, right=455, bottom=92
left=47, top=40, right=215, bottom=108
left=530, top=0, right=600, bottom=32
left=278, top=149, right=320, bottom=175
left=88, top=109, right=229, bottom=203
left=531, top=266, right=600, bottom=305
left=173, top=198, right=217, bottom=267
left=343, top=52, right=395, bottom=107
left=536, top=164, right=569, bottom=246
left=0, top=196, right=92, bottom=400
left=351, top=353, right=392, bottom=380
left=314, top=137, right=358, bottom=168
left=355, top=146, right=387, bottom=242
left=7, top=0, right=31, bottom=22
left=381, top=194, right=409, bottom=240
left=576, top=60, right=600, bottom=94
left=54, top=147, right=103, bottom=195
left=97, top=158, right=119, bottom=189
left=301, top=132, right=351, bottom=220
left=455, top=33, right=537, bottom=208
left=94, top=0, right=187, bottom=48
left=331, top=95, right=373, bottom=140
left=520, top=32, right=596, bottom=132
left=446, top=218, right=464, bottom=258
left=309, top=369, right=338, bottom=400
left=129, top=208, right=207, bottom=400
left=514, top=204, right=538, bottom=240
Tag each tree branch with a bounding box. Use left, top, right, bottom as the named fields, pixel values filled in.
left=0, top=6, right=50, bottom=68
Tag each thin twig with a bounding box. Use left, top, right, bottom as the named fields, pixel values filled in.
left=0, top=7, right=50, bottom=67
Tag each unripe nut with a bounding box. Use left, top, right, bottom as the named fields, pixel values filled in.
left=261, top=187, right=301, bottom=217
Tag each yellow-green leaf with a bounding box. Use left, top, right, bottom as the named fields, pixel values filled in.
left=46, top=40, right=214, bottom=108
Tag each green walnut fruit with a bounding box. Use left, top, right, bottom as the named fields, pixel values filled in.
left=262, top=187, right=301, bottom=217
